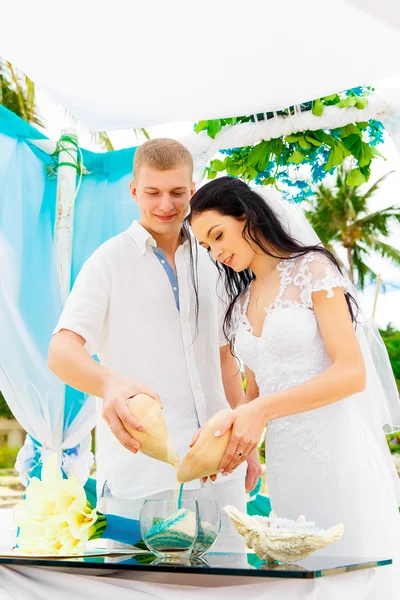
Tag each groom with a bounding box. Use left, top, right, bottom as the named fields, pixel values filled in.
left=48, top=138, right=261, bottom=546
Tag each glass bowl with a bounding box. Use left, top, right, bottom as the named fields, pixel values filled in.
left=192, top=498, right=221, bottom=558
left=140, top=499, right=198, bottom=562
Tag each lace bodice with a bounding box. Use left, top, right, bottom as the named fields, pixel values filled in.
left=235, top=251, right=348, bottom=396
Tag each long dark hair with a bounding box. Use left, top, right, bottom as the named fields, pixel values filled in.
left=185, top=176, right=358, bottom=344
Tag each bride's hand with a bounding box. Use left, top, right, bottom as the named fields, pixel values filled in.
left=216, top=400, right=266, bottom=475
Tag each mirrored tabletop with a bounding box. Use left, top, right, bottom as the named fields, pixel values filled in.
left=0, top=552, right=392, bottom=579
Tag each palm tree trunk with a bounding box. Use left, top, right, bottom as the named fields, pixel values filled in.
left=347, top=246, right=355, bottom=284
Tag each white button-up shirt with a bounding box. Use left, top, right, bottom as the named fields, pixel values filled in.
left=55, top=221, right=245, bottom=499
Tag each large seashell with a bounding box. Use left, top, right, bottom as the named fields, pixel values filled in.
left=125, top=394, right=180, bottom=467
left=176, top=410, right=232, bottom=483
left=224, top=505, right=344, bottom=564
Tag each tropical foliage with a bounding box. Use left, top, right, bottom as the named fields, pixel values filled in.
left=196, top=88, right=386, bottom=202
left=0, top=58, right=42, bottom=126
left=305, top=167, right=400, bottom=288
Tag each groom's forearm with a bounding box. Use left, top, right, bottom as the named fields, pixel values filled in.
left=48, top=329, right=116, bottom=398
left=219, top=344, right=245, bottom=408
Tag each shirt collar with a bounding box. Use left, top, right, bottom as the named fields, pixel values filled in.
left=127, top=221, right=157, bottom=255
left=127, top=220, right=194, bottom=255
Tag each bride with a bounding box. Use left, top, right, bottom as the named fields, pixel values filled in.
left=188, top=176, right=400, bottom=593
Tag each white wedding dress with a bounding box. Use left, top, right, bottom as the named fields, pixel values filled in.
left=235, top=251, right=400, bottom=592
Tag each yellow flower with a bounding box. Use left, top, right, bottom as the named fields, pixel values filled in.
left=43, top=514, right=71, bottom=540
left=14, top=521, right=47, bottom=554
left=58, top=534, right=86, bottom=555
left=53, top=474, right=87, bottom=514
left=14, top=451, right=101, bottom=555
left=66, top=500, right=98, bottom=540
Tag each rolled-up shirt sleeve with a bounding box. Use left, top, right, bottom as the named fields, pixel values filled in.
left=53, top=252, right=110, bottom=357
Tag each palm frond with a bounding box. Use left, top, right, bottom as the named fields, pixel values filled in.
left=0, top=59, right=43, bottom=126
left=352, top=248, right=378, bottom=290
left=360, top=171, right=395, bottom=203
left=368, top=240, right=400, bottom=266
left=355, top=205, right=400, bottom=229
left=93, top=132, right=115, bottom=152
left=140, top=128, right=150, bottom=140
left=311, top=164, right=399, bottom=291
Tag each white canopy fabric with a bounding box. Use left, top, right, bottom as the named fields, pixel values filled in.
left=1, top=0, right=400, bottom=131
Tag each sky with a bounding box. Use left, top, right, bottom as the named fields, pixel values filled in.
left=34, top=87, right=400, bottom=329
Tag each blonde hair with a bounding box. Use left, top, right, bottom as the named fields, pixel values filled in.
left=133, top=138, right=193, bottom=181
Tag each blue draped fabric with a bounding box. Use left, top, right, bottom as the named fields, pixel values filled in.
left=0, top=105, right=139, bottom=484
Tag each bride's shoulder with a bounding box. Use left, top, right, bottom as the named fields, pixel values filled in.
left=294, top=251, right=349, bottom=299
left=293, top=250, right=339, bottom=274
left=296, top=249, right=331, bottom=264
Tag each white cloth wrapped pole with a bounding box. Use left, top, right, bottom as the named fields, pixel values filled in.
left=55, top=129, right=78, bottom=307
left=183, top=89, right=400, bottom=160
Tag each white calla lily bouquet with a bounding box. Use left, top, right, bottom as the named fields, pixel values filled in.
left=13, top=454, right=106, bottom=555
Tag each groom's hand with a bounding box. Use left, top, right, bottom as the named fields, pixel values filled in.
left=245, top=447, right=262, bottom=493
left=102, top=373, right=162, bottom=453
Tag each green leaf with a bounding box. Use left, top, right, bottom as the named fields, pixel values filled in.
left=356, top=121, right=369, bottom=130
left=322, top=94, right=338, bottom=102
left=211, top=158, right=226, bottom=172
left=314, top=130, right=336, bottom=147
left=208, top=169, right=217, bottom=179
left=346, top=168, right=367, bottom=186
left=305, top=135, right=322, bottom=147
left=225, top=161, right=242, bottom=176
left=359, top=164, right=371, bottom=180
left=371, top=146, right=386, bottom=160
left=340, top=123, right=360, bottom=138
left=207, top=119, right=222, bottom=139
left=336, top=96, right=357, bottom=109
left=288, top=150, right=306, bottom=164
left=355, top=97, right=368, bottom=110
left=335, top=139, right=351, bottom=158
left=243, top=167, right=258, bottom=180
left=247, top=140, right=271, bottom=171
left=284, top=134, right=300, bottom=143
left=312, top=99, right=324, bottom=117
left=262, top=177, right=275, bottom=186
left=298, top=136, right=312, bottom=150
left=325, top=144, right=343, bottom=171
left=358, top=142, right=374, bottom=168
left=195, top=120, right=209, bottom=134
left=343, top=133, right=362, bottom=156
left=274, top=138, right=283, bottom=168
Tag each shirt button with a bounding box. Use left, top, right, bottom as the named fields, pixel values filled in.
left=161, top=260, right=165, bottom=264
left=173, top=287, right=177, bottom=291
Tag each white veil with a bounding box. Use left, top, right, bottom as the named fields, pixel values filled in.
left=254, top=186, right=400, bottom=501
left=255, top=187, right=400, bottom=434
